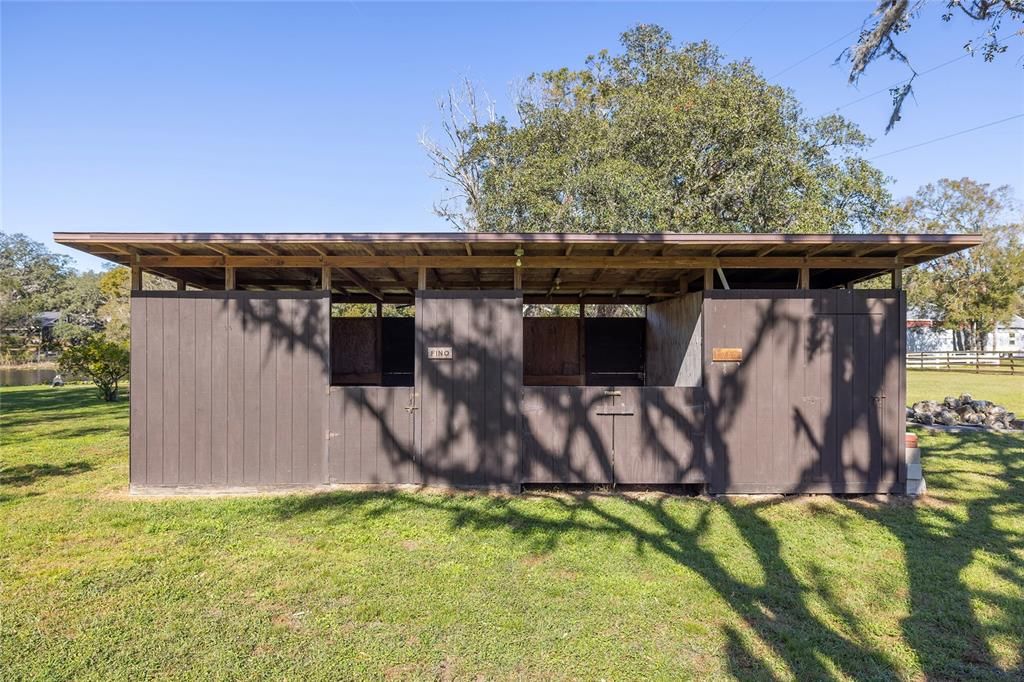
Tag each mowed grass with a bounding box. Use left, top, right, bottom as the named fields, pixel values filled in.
left=908, top=370, right=1024, bottom=413
left=2, top=385, right=1023, bottom=680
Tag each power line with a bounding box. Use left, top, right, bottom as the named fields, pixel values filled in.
left=822, top=54, right=969, bottom=115
left=820, top=31, right=1021, bottom=116
left=769, top=27, right=860, bottom=80
left=867, top=113, right=1024, bottom=160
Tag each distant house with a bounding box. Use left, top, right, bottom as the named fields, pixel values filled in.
left=906, top=315, right=1024, bottom=352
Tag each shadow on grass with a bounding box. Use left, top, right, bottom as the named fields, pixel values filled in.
left=272, top=431, right=1024, bottom=679
left=841, top=431, right=1024, bottom=679
left=0, top=385, right=129, bottom=432
left=0, top=460, right=95, bottom=487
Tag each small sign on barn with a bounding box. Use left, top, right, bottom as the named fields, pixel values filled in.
left=712, top=347, right=743, bottom=362
left=427, top=346, right=453, bottom=360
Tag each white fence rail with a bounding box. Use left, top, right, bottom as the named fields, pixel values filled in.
left=906, top=351, right=1021, bottom=374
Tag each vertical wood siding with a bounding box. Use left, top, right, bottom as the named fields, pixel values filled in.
left=703, top=290, right=905, bottom=494
left=328, top=387, right=417, bottom=483
left=129, top=291, right=329, bottom=488
left=646, top=293, right=703, bottom=387
left=521, top=386, right=704, bottom=484
left=415, top=291, right=523, bottom=488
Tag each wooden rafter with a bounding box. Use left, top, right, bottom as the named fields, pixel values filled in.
left=337, top=267, right=384, bottom=301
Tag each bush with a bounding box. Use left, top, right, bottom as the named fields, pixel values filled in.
left=58, top=336, right=129, bottom=401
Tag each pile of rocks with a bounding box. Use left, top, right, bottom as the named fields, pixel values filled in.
left=907, top=394, right=1021, bottom=430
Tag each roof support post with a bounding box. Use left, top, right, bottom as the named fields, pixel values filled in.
left=225, top=266, right=236, bottom=290
left=176, top=279, right=186, bottom=291
left=799, top=265, right=810, bottom=290
left=130, top=264, right=143, bottom=291
left=892, top=258, right=903, bottom=289
left=703, top=268, right=714, bottom=290
left=578, top=302, right=586, bottom=379
left=321, top=265, right=332, bottom=291
left=513, top=267, right=522, bottom=290
left=417, top=267, right=427, bottom=290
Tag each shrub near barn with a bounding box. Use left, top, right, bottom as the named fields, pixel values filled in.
left=58, top=336, right=129, bottom=401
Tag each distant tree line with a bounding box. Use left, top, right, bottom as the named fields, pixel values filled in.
left=0, top=233, right=172, bottom=364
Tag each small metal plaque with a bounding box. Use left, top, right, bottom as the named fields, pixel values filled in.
left=427, top=346, right=453, bottom=360
left=712, top=347, right=743, bottom=362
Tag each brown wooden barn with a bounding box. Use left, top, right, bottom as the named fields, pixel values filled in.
left=55, top=231, right=980, bottom=495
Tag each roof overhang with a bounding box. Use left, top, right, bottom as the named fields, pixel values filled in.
left=54, top=231, right=982, bottom=303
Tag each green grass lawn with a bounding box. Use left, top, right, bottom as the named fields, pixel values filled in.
left=908, top=370, right=1024, bottom=413
left=2, top=384, right=1023, bottom=680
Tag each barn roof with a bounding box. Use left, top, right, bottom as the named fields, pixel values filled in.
left=54, top=231, right=981, bottom=303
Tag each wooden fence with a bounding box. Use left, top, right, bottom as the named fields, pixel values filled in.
left=906, top=351, right=1021, bottom=374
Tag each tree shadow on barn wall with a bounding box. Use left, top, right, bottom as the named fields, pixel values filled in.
left=241, top=287, right=1023, bottom=677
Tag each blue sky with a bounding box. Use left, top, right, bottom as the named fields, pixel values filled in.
left=3, top=1, right=1023, bottom=270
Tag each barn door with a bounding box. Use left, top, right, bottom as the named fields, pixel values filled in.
left=521, top=386, right=615, bottom=484
left=704, top=291, right=901, bottom=494
left=415, top=291, right=523, bottom=487
left=832, top=310, right=889, bottom=488
left=329, top=386, right=419, bottom=484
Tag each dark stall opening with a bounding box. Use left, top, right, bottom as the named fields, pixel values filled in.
left=523, top=313, right=646, bottom=387
left=330, top=310, right=415, bottom=386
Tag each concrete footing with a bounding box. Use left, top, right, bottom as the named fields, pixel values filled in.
left=905, top=433, right=926, bottom=497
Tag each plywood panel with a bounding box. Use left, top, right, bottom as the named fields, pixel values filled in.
left=331, top=317, right=379, bottom=383
left=310, top=294, right=330, bottom=482
left=178, top=297, right=197, bottom=484
left=226, top=296, right=245, bottom=485
left=194, top=297, right=213, bottom=485
left=130, top=296, right=147, bottom=484
left=161, top=297, right=180, bottom=484
left=242, top=298, right=261, bottom=484
left=210, top=297, right=228, bottom=484
left=259, top=298, right=277, bottom=484
left=146, top=297, right=163, bottom=485
left=523, top=317, right=581, bottom=378
left=275, top=298, right=294, bottom=483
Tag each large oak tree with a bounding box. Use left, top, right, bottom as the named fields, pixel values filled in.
left=424, top=25, right=892, bottom=234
